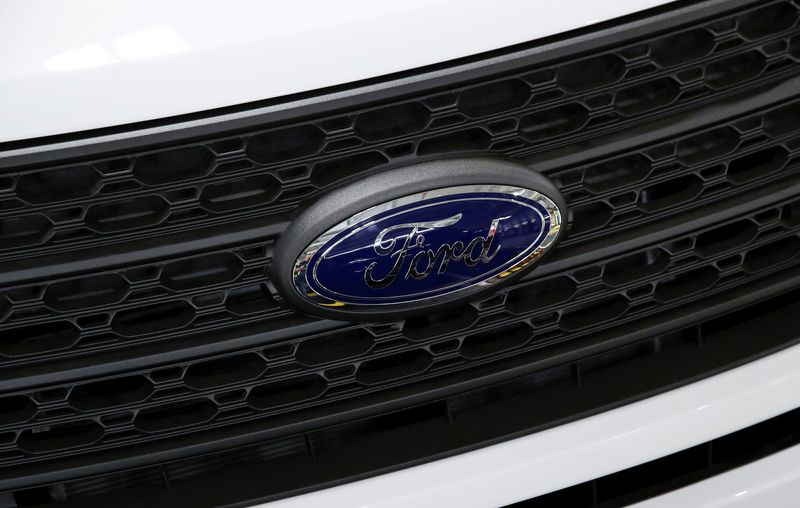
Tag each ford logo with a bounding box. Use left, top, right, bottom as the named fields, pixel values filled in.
left=272, top=158, right=566, bottom=320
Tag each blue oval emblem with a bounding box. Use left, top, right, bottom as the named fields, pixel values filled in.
left=292, top=185, right=562, bottom=308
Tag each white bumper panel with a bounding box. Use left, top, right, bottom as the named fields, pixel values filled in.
left=261, top=342, right=800, bottom=508
left=633, top=444, right=800, bottom=508
left=0, top=0, right=671, bottom=142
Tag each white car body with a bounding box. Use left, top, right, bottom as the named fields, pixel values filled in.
left=2, top=0, right=670, bottom=141
left=1, top=1, right=797, bottom=507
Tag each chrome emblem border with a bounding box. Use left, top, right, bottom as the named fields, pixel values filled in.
left=291, top=184, right=562, bottom=310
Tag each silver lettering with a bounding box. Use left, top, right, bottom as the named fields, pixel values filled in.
left=364, top=214, right=511, bottom=289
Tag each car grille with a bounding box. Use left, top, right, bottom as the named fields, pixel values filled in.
left=1, top=0, right=800, bottom=505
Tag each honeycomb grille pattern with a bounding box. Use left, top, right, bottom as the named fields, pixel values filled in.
left=0, top=243, right=282, bottom=366
left=1, top=98, right=798, bottom=370
left=0, top=1, right=799, bottom=263
left=0, top=196, right=799, bottom=466
left=1, top=0, right=800, bottom=487
left=552, top=97, right=800, bottom=243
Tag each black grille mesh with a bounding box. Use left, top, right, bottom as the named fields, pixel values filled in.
left=0, top=242, right=280, bottom=364
left=550, top=97, right=800, bottom=243
left=2, top=0, right=800, bottom=502
left=1, top=194, right=800, bottom=466
left=2, top=96, right=799, bottom=377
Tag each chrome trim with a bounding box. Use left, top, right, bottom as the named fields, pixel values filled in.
left=291, top=184, right=562, bottom=310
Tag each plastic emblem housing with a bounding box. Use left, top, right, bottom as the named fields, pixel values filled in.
left=272, top=157, right=566, bottom=320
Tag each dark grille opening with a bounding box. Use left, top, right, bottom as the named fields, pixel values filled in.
left=84, top=196, right=168, bottom=233
left=556, top=54, right=626, bottom=93
left=1, top=0, right=800, bottom=504
left=16, top=166, right=101, bottom=205
left=183, top=354, right=265, bottom=390
left=133, top=147, right=215, bottom=185
left=726, top=146, right=789, bottom=184
left=506, top=276, right=577, bottom=313
left=199, top=174, right=280, bottom=212
left=416, top=128, right=492, bottom=155
left=134, top=400, right=217, bottom=433
left=650, top=28, right=715, bottom=68
left=355, top=102, right=430, bottom=140
left=247, top=376, right=326, bottom=410
left=705, top=51, right=767, bottom=89
left=246, top=125, right=325, bottom=164
left=461, top=323, right=534, bottom=359
left=560, top=296, right=629, bottom=331
left=675, top=126, right=740, bottom=165
left=402, top=306, right=478, bottom=340
left=310, top=151, right=389, bottom=187
left=783, top=199, right=800, bottom=225
left=737, top=2, right=798, bottom=41
left=519, top=103, right=589, bottom=141
left=694, top=219, right=759, bottom=257
left=69, top=376, right=154, bottom=411
left=570, top=202, right=613, bottom=234
left=583, top=154, right=652, bottom=192
left=295, top=329, right=374, bottom=366
left=603, top=248, right=669, bottom=286
left=0, top=322, right=79, bottom=357
left=743, top=235, right=800, bottom=272
left=17, top=422, right=103, bottom=454
left=208, top=137, right=244, bottom=155
left=614, top=77, right=681, bottom=116
left=637, top=175, right=703, bottom=212
left=459, top=80, right=531, bottom=117
left=0, top=215, right=51, bottom=250
left=224, top=284, right=277, bottom=315
left=43, top=274, right=128, bottom=311
left=356, top=350, right=434, bottom=385
left=110, top=301, right=195, bottom=337
left=0, top=396, right=35, bottom=425
left=764, top=101, right=800, bottom=136
left=160, top=253, right=243, bottom=291
left=653, top=266, right=719, bottom=302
